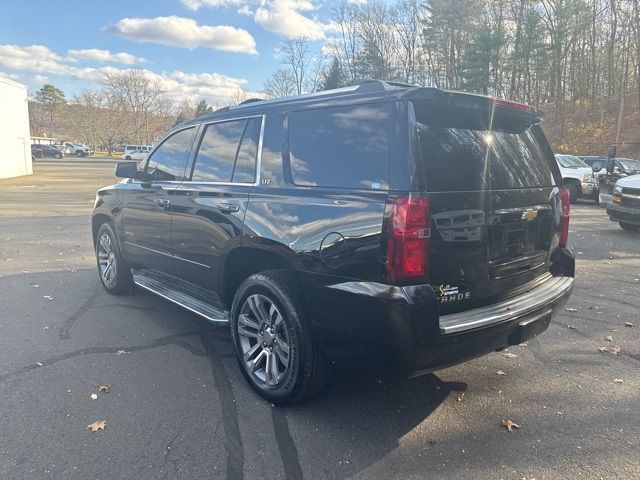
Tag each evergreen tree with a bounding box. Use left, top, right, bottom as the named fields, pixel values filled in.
left=34, top=84, right=66, bottom=127
left=195, top=98, right=213, bottom=117
left=320, top=58, right=344, bottom=90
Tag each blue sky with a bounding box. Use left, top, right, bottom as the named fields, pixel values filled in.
left=0, top=0, right=339, bottom=103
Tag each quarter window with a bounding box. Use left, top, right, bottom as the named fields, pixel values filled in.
left=144, top=127, right=196, bottom=182
left=288, top=104, right=390, bottom=189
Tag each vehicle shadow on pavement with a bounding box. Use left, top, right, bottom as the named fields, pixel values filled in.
left=285, top=368, right=467, bottom=479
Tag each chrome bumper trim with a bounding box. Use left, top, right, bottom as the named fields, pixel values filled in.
left=440, top=276, right=574, bottom=335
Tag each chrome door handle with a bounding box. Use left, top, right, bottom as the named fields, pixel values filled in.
left=218, top=203, right=240, bottom=213
left=154, top=198, right=171, bottom=208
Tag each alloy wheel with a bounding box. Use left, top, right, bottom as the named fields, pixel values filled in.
left=97, top=233, right=117, bottom=287
left=237, top=294, right=291, bottom=387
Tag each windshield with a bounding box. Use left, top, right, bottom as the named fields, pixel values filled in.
left=556, top=154, right=588, bottom=168
left=617, top=159, right=640, bottom=171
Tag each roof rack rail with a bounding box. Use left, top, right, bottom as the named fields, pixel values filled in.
left=213, top=106, right=230, bottom=114
left=348, top=79, right=417, bottom=91
left=239, top=98, right=263, bottom=105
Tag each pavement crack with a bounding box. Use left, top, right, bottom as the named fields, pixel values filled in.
left=200, top=332, right=245, bottom=480
left=58, top=286, right=102, bottom=339
left=0, top=330, right=204, bottom=384
left=271, top=407, right=304, bottom=480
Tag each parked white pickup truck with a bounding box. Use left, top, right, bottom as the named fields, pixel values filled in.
left=554, top=154, right=598, bottom=203
left=64, top=142, right=93, bottom=157
left=606, top=174, right=640, bottom=231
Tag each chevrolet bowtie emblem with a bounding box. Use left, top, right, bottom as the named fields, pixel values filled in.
left=521, top=209, right=538, bottom=221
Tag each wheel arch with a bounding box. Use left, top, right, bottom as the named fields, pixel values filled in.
left=563, top=177, right=582, bottom=194
left=92, top=212, right=115, bottom=248
left=220, top=246, right=297, bottom=309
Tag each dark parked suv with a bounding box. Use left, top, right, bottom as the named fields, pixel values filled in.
left=92, top=81, right=575, bottom=404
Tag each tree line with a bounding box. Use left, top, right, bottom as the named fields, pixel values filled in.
left=28, top=0, right=640, bottom=154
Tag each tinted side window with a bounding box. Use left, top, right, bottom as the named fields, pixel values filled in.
left=288, top=104, right=389, bottom=189
left=192, top=120, right=246, bottom=182
left=232, top=117, right=261, bottom=183
left=145, top=127, right=196, bottom=182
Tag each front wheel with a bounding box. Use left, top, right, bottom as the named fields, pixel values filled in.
left=620, top=222, right=640, bottom=231
left=95, top=222, right=133, bottom=294
left=230, top=270, right=329, bottom=405
left=55, top=153, right=62, bottom=159
left=125, top=156, right=131, bottom=160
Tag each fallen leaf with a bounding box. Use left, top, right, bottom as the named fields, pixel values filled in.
left=613, top=379, right=624, bottom=384
left=518, top=342, right=528, bottom=348
left=625, top=322, right=634, bottom=327
left=502, top=352, right=518, bottom=358
left=501, top=419, right=520, bottom=432
left=115, top=350, right=128, bottom=356
left=43, top=295, right=53, bottom=300
left=90, top=393, right=98, bottom=400
left=610, top=345, right=621, bottom=356
left=568, top=324, right=577, bottom=330
left=565, top=307, right=578, bottom=312
left=496, top=370, right=506, bottom=376
left=598, top=347, right=609, bottom=353
left=87, top=420, right=106, bottom=432
left=454, top=393, right=465, bottom=402
left=606, top=336, right=613, bottom=342
left=98, top=385, right=111, bottom=393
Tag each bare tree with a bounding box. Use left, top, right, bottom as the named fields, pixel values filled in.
left=263, top=69, right=297, bottom=99
left=103, top=69, right=164, bottom=144
left=281, top=38, right=312, bottom=95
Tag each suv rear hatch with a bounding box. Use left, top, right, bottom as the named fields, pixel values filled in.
left=406, top=91, right=564, bottom=315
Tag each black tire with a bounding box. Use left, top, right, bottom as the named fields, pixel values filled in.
left=566, top=182, right=580, bottom=204
left=77, top=150, right=85, bottom=157
left=95, top=222, right=133, bottom=294
left=55, top=153, right=62, bottom=159
left=230, top=270, right=329, bottom=405
left=125, top=156, right=131, bottom=160
left=620, top=222, right=640, bottom=231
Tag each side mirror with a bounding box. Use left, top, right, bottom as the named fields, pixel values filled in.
left=591, top=161, right=603, bottom=173
left=115, top=161, right=140, bottom=179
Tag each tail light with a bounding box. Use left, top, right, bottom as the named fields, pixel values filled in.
left=386, top=193, right=430, bottom=283
left=559, top=187, right=570, bottom=247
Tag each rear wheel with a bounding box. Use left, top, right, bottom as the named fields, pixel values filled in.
left=620, top=222, right=640, bottom=231
left=95, top=222, right=133, bottom=294
left=230, top=270, right=329, bottom=405
left=125, top=155, right=131, bottom=160
left=54, top=153, right=62, bottom=159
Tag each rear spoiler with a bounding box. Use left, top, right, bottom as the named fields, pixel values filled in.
left=399, top=87, right=545, bottom=121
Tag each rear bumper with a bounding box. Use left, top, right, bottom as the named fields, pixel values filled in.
left=301, top=251, right=575, bottom=376
left=607, top=204, right=640, bottom=226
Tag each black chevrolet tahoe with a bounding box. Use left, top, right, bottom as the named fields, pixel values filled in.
left=92, top=80, right=575, bottom=404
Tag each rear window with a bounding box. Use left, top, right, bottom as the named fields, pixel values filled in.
left=414, top=104, right=555, bottom=192
left=288, top=104, right=389, bottom=190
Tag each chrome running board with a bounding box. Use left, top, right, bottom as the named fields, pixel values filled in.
left=132, top=270, right=229, bottom=325
left=439, top=276, right=574, bottom=335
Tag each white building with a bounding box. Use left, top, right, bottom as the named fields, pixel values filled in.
left=0, top=78, right=32, bottom=179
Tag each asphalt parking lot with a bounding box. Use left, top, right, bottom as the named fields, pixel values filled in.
left=1, top=160, right=639, bottom=480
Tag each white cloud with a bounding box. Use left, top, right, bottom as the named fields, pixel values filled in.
left=71, top=66, right=248, bottom=104
left=66, top=49, right=146, bottom=65
left=0, top=44, right=70, bottom=75
left=181, top=0, right=240, bottom=10
left=254, top=0, right=327, bottom=40
left=0, top=43, right=250, bottom=104
left=105, top=16, right=257, bottom=55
